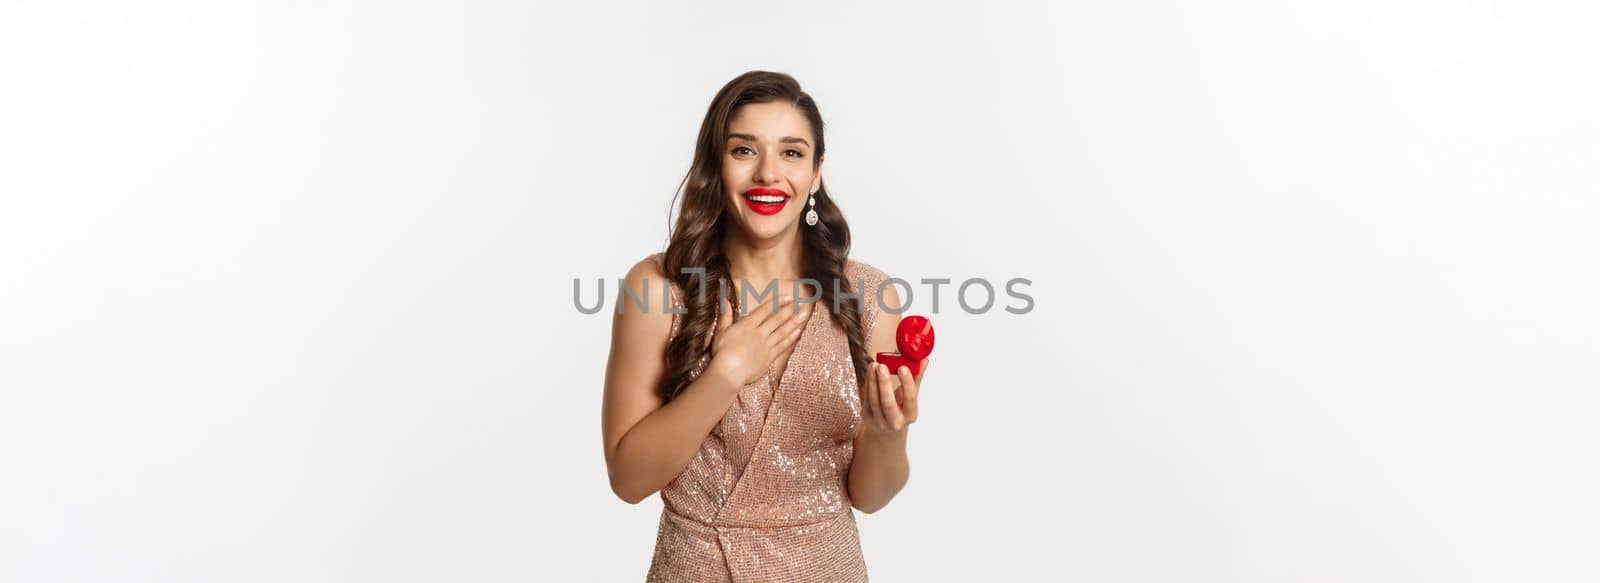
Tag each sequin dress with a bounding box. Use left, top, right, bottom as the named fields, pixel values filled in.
left=643, top=253, right=890, bottom=582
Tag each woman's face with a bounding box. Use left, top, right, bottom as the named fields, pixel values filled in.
left=721, top=101, right=823, bottom=241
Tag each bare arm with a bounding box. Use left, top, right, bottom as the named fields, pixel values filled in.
left=848, top=283, right=926, bottom=513
left=850, top=425, right=910, bottom=513
left=601, top=260, right=811, bottom=503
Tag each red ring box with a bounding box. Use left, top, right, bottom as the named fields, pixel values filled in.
left=875, top=315, right=933, bottom=377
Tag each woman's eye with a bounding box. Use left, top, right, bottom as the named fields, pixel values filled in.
left=730, top=146, right=803, bottom=158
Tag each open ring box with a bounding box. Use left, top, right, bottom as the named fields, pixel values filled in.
left=875, top=315, right=934, bottom=377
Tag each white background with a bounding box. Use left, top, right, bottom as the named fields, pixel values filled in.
left=3, top=1, right=1597, bottom=581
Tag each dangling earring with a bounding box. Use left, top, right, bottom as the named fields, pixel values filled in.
left=805, top=191, right=819, bottom=226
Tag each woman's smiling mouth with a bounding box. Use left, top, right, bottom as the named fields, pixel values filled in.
left=742, top=188, right=790, bottom=216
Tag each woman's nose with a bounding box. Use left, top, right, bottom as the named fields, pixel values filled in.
left=754, top=154, right=780, bottom=184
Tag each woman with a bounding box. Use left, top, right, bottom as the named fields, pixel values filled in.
left=601, top=70, right=928, bottom=581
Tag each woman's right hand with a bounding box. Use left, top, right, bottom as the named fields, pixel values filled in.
left=707, top=293, right=813, bottom=387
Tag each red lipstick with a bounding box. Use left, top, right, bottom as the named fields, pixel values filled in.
left=742, top=187, right=789, bottom=216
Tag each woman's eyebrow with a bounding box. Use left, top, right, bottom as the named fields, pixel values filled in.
left=726, top=133, right=810, bottom=147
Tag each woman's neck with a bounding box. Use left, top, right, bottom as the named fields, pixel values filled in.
left=723, top=230, right=803, bottom=286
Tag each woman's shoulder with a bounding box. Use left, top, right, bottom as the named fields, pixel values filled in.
left=843, top=257, right=893, bottom=317
left=640, top=251, right=667, bottom=272
left=626, top=252, right=670, bottom=285
left=618, top=252, right=682, bottom=343
left=622, top=252, right=683, bottom=310
left=844, top=257, right=891, bottom=290
left=842, top=257, right=898, bottom=345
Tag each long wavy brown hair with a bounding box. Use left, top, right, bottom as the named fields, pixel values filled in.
left=658, top=71, right=868, bottom=403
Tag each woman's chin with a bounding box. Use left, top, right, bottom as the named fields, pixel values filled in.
left=734, top=214, right=797, bottom=240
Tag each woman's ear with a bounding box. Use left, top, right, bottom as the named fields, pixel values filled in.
left=810, top=158, right=825, bottom=193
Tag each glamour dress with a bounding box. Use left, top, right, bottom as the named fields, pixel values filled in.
left=643, top=253, right=891, bottom=582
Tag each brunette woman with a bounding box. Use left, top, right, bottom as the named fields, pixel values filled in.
left=602, top=70, right=927, bottom=581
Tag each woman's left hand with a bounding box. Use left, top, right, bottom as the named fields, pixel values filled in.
left=861, top=359, right=928, bottom=437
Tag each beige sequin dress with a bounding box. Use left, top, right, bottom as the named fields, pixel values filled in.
left=643, top=253, right=891, bottom=582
